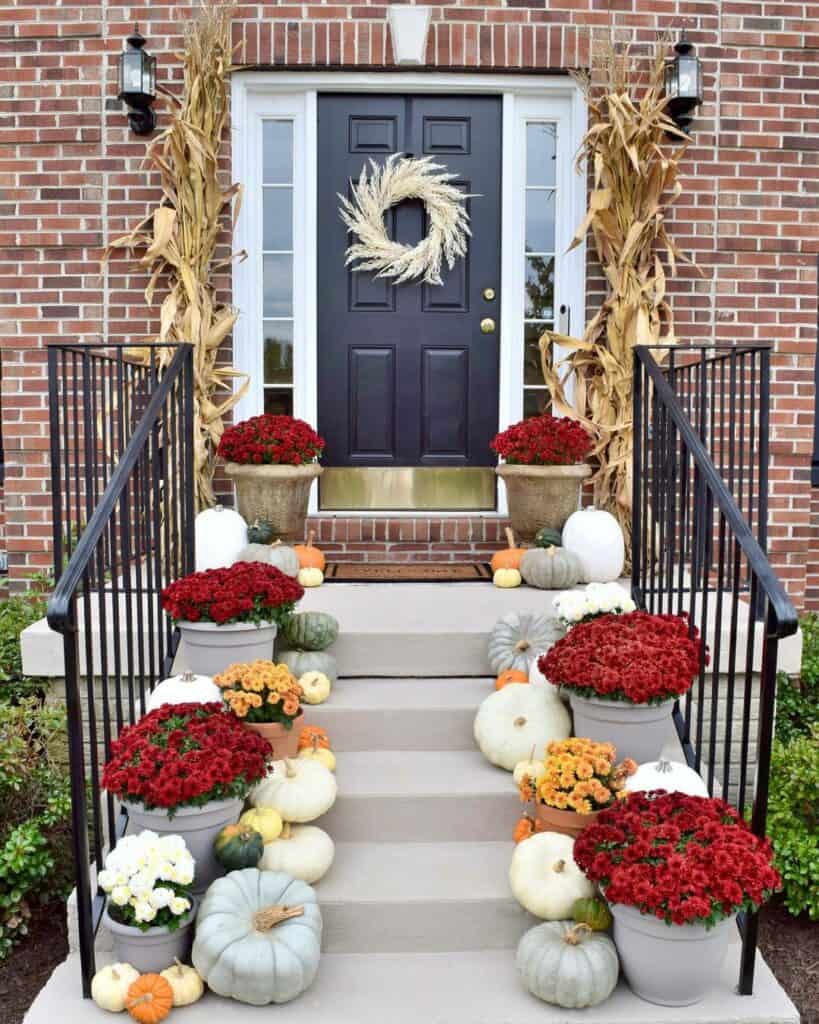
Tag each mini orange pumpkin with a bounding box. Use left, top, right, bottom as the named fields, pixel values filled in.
left=126, top=974, right=174, bottom=1024
left=294, top=530, right=326, bottom=572
left=298, top=724, right=331, bottom=751
left=513, top=814, right=546, bottom=844
left=490, top=528, right=525, bottom=573
left=495, top=668, right=529, bottom=691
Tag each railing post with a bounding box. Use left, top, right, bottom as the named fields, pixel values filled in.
left=182, top=348, right=196, bottom=575
left=754, top=348, right=770, bottom=620
left=48, top=346, right=64, bottom=582
left=632, top=350, right=643, bottom=605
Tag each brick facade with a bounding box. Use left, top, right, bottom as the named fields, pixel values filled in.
left=1, top=1, right=817, bottom=602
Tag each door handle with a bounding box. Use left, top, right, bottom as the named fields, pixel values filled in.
left=480, top=318, right=496, bottom=334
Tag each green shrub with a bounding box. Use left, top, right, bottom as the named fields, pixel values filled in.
left=767, top=732, right=819, bottom=920
left=775, top=613, right=819, bottom=745
left=0, top=578, right=49, bottom=703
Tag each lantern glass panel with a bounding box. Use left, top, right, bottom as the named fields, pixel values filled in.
left=664, top=61, right=678, bottom=99
left=677, top=55, right=700, bottom=100
left=121, top=51, right=144, bottom=94
left=143, top=53, right=156, bottom=97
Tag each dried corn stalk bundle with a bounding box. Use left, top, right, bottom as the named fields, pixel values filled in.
left=103, top=2, right=247, bottom=509
left=539, top=37, right=689, bottom=556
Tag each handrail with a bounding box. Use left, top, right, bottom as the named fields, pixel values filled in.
left=634, top=346, right=798, bottom=640
left=47, top=343, right=193, bottom=633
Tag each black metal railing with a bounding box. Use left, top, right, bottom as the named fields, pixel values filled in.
left=632, top=343, right=798, bottom=996
left=47, top=343, right=195, bottom=996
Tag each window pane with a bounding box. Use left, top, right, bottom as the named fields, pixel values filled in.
left=524, top=322, right=552, bottom=386
left=524, top=389, right=549, bottom=419
left=264, top=387, right=294, bottom=416
left=263, top=189, right=293, bottom=252
left=525, top=189, right=555, bottom=254
left=526, top=123, right=557, bottom=187
left=264, top=321, right=294, bottom=385
left=263, top=121, right=293, bottom=184
left=263, top=254, right=293, bottom=317
left=524, top=256, right=555, bottom=320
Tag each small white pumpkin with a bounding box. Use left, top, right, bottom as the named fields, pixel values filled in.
left=258, top=823, right=335, bottom=884
left=195, top=504, right=247, bottom=571
left=628, top=758, right=709, bottom=797
left=474, top=684, right=570, bottom=772
left=145, top=670, right=221, bottom=712
left=493, top=568, right=522, bottom=588
left=516, top=920, right=620, bottom=1008
left=298, top=567, right=324, bottom=588
left=160, top=960, right=205, bottom=1007
left=91, top=963, right=140, bottom=1013
left=251, top=757, right=337, bottom=822
left=239, top=806, right=284, bottom=844
left=561, top=507, right=625, bottom=583
left=509, top=831, right=594, bottom=919
left=300, top=670, right=332, bottom=705
left=299, top=738, right=336, bottom=772
left=268, top=541, right=301, bottom=577
left=488, top=612, right=563, bottom=675
left=513, top=754, right=546, bottom=786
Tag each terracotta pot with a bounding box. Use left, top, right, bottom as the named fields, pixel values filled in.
left=533, top=801, right=600, bottom=839
left=244, top=711, right=303, bottom=759
left=495, top=463, right=591, bottom=541
left=224, top=462, right=322, bottom=541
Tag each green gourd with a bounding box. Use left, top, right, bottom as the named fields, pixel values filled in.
left=213, top=824, right=264, bottom=871
left=572, top=897, right=613, bottom=932
left=279, top=650, right=338, bottom=684
left=516, top=920, right=619, bottom=1009
left=247, top=519, right=275, bottom=544
left=520, top=546, right=583, bottom=590
left=282, top=611, right=339, bottom=651
left=534, top=526, right=563, bottom=549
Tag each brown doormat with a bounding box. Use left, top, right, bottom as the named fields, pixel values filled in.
left=324, top=562, right=493, bottom=583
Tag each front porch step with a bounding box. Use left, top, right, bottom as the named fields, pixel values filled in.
left=317, top=749, right=515, bottom=842
left=317, top=841, right=534, bottom=953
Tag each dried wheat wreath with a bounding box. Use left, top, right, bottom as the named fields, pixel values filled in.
left=339, top=154, right=473, bottom=287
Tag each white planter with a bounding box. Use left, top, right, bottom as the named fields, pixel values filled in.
left=178, top=619, right=278, bottom=675
left=124, top=797, right=243, bottom=894
left=611, top=904, right=735, bottom=1005
left=102, top=900, right=197, bottom=975
left=569, top=692, right=674, bottom=763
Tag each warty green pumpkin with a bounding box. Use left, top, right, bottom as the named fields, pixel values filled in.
left=282, top=611, right=339, bottom=651
left=213, top=823, right=264, bottom=871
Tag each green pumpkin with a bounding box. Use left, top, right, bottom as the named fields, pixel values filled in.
left=279, top=650, right=338, bottom=684
left=520, top=546, right=583, bottom=590
left=247, top=519, right=275, bottom=544
left=572, top=897, right=612, bottom=932
left=534, top=527, right=563, bottom=549
left=282, top=611, right=339, bottom=651
left=213, top=824, right=264, bottom=872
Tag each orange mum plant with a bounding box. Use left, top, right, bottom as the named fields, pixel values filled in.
left=518, top=738, right=637, bottom=816
left=215, top=660, right=303, bottom=727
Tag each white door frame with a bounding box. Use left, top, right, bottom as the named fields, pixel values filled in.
left=231, top=71, right=587, bottom=515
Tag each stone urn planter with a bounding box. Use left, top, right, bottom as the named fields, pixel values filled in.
left=102, top=900, right=197, bottom=975
left=496, top=464, right=591, bottom=541
left=178, top=619, right=278, bottom=675
left=533, top=802, right=600, bottom=839
left=244, top=712, right=304, bottom=759
left=569, top=692, right=675, bottom=764
left=225, top=462, right=322, bottom=542
left=611, top=904, right=735, bottom=1005
left=124, top=798, right=243, bottom=894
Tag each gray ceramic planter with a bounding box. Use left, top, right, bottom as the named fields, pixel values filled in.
left=612, top=903, right=735, bottom=1005
left=124, top=797, right=243, bottom=894
left=569, top=692, right=674, bottom=764
left=177, top=619, right=278, bottom=675
left=102, top=899, right=197, bottom=975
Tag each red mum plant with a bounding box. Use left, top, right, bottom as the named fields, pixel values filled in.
left=491, top=413, right=592, bottom=466
left=161, top=562, right=303, bottom=627
left=540, top=610, right=703, bottom=705
left=574, top=791, right=781, bottom=927
left=217, top=414, right=325, bottom=466
left=102, top=703, right=272, bottom=813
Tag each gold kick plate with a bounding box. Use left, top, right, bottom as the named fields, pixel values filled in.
left=320, top=467, right=497, bottom=511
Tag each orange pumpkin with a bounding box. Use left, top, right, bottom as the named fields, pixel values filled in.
left=490, top=527, right=525, bottom=573
left=495, top=669, right=529, bottom=691
left=126, top=975, right=174, bottom=1024
left=514, top=815, right=536, bottom=844
left=298, top=724, right=331, bottom=751
left=294, top=530, right=326, bottom=572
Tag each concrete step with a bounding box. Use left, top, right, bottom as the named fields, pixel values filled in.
left=304, top=677, right=491, bottom=750
left=317, top=749, right=516, bottom=842
left=316, top=841, right=534, bottom=953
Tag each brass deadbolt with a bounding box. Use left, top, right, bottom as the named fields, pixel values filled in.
left=480, top=317, right=496, bottom=334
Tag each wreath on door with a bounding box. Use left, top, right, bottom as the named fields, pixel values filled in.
left=338, top=154, right=474, bottom=287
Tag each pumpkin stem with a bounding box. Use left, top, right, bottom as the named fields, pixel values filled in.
left=181, top=670, right=196, bottom=683
left=552, top=858, right=566, bottom=873
left=307, top=530, right=315, bottom=549
left=253, top=904, right=305, bottom=931
left=546, top=546, right=557, bottom=557
left=514, top=639, right=530, bottom=652
left=173, top=958, right=186, bottom=977
left=111, top=967, right=121, bottom=980
left=564, top=923, right=593, bottom=945
left=504, top=527, right=516, bottom=549
left=280, top=822, right=292, bottom=840
left=283, top=758, right=298, bottom=778
left=513, top=716, right=527, bottom=728
left=128, top=994, right=156, bottom=1008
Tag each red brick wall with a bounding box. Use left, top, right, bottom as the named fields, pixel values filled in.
left=1, top=1, right=817, bottom=604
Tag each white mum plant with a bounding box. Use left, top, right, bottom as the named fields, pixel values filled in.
left=553, top=582, right=636, bottom=628
left=98, top=830, right=194, bottom=931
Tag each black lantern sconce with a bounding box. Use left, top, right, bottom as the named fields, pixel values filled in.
left=663, top=33, right=703, bottom=133
left=117, top=28, right=156, bottom=135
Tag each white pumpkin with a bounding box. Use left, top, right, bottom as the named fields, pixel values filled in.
left=195, top=504, right=247, bottom=571
left=299, top=741, right=336, bottom=772
left=91, top=963, right=140, bottom=1012
left=258, top=823, right=335, bottom=884
left=145, top=670, right=221, bottom=712
left=561, top=507, right=625, bottom=583
left=474, top=684, right=570, bottom=772
left=488, top=612, right=563, bottom=675
left=300, top=670, right=332, bottom=705
left=517, top=921, right=620, bottom=1008
left=493, top=568, right=522, bottom=589
left=513, top=757, right=546, bottom=786
left=628, top=758, right=709, bottom=797
left=509, top=831, right=594, bottom=919
left=251, top=757, right=337, bottom=822
left=298, top=567, right=324, bottom=588
left=160, top=961, right=205, bottom=1006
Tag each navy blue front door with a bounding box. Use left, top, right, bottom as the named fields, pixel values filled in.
left=317, top=94, right=502, bottom=478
